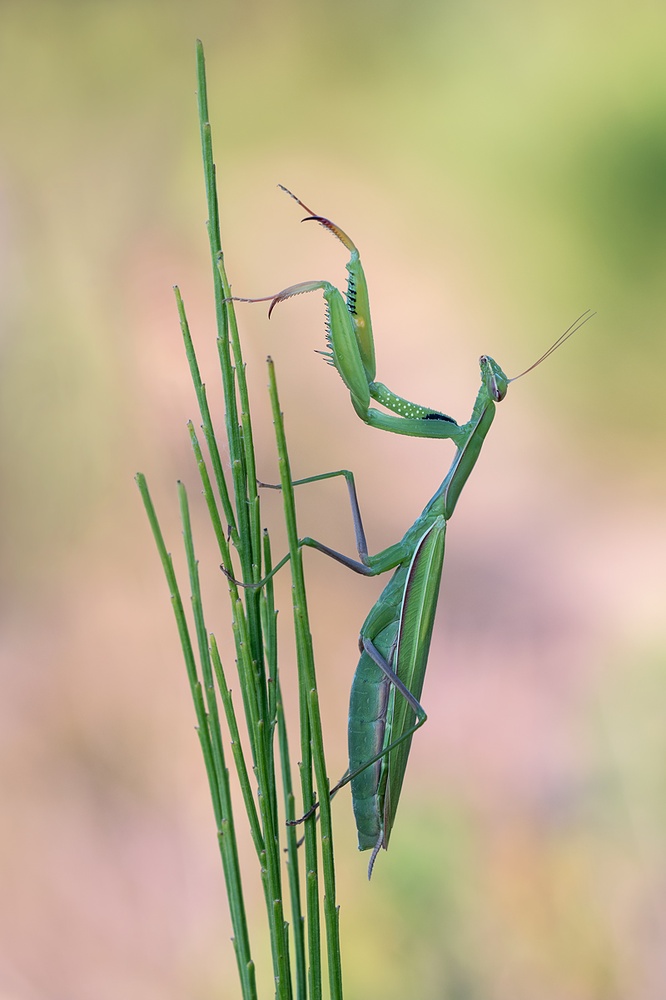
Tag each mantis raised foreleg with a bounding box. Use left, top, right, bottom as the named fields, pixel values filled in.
left=232, top=188, right=592, bottom=876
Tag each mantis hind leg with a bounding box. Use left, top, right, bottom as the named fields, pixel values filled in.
left=287, top=637, right=426, bottom=822
left=336, top=635, right=428, bottom=798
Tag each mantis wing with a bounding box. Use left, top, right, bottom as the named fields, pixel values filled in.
left=382, top=515, right=446, bottom=849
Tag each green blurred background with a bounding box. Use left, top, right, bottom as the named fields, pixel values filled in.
left=2, top=1, right=665, bottom=998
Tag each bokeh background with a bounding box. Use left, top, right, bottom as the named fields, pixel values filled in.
left=2, top=2, right=665, bottom=998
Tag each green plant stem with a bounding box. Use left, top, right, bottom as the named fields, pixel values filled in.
left=136, top=474, right=256, bottom=1000
left=267, top=359, right=344, bottom=1000
left=195, top=42, right=292, bottom=997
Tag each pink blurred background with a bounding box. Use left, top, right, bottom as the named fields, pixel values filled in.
left=1, top=3, right=665, bottom=998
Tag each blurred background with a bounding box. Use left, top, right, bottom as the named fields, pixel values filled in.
left=1, top=1, right=665, bottom=998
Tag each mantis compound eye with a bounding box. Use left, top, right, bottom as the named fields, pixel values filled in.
left=491, top=381, right=505, bottom=402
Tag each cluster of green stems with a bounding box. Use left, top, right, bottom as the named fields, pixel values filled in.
left=136, top=41, right=343, bottom=1000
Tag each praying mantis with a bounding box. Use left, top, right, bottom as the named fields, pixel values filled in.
left=233, top=187, right=591, bottom=877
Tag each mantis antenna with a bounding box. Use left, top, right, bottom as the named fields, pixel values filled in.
left=508, top=309, right=595, bottom=383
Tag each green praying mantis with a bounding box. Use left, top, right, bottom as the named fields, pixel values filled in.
left=232, top=187, right=592, bottom=877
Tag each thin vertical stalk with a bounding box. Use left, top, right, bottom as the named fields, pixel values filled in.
left=175, top=286, right=237, bottom=546
left=264, top=533, right=307, bottom=1000
left=136, top=474, right=256, bottom=1000
left=195, top=42, right=290, bottom=998
left=267, top=358, right=344, bottom=1000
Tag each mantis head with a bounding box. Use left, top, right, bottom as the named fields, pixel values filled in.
left=479, top=356, right=509, bottom=402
